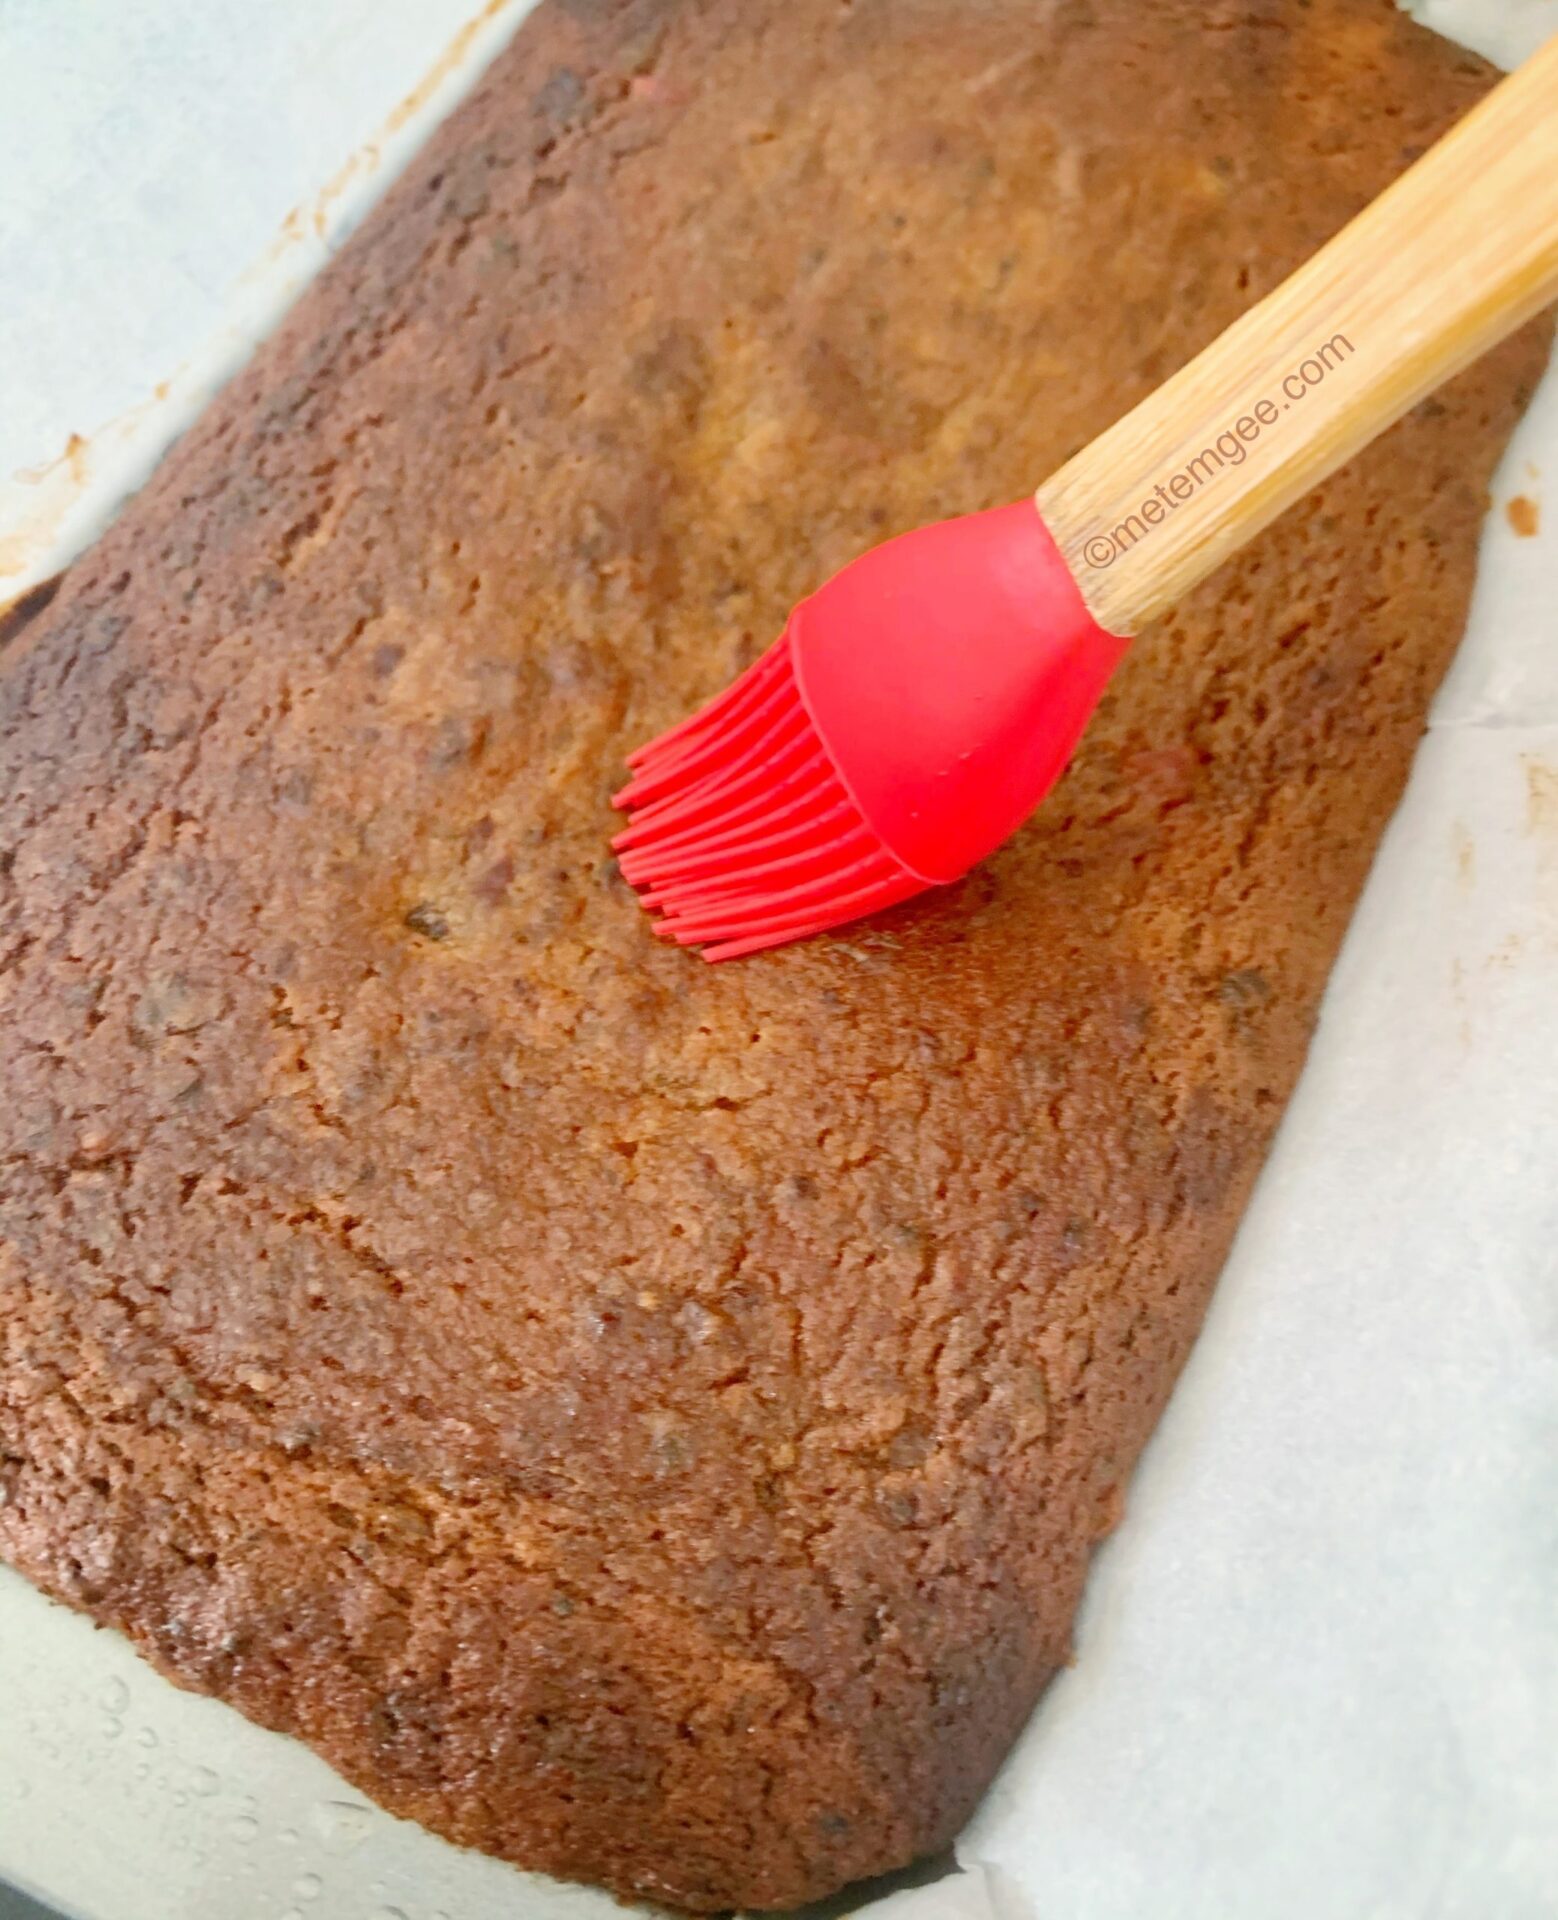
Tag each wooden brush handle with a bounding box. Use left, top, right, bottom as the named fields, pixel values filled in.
left=1036, top=31, right=1558, bottom=637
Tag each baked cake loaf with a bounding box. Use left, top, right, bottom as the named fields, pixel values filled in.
left=0, top=0, right=1548, bottom=1908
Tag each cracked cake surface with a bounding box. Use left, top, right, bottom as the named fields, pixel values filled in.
left=0, top=0, right=1548, bottom=1908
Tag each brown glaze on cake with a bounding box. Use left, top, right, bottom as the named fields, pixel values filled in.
left=0, top=1, right=1548, bottom=1908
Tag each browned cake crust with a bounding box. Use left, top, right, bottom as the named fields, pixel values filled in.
left=0, top=0, right=1548, bottom=1908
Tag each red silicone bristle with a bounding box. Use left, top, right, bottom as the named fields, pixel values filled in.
left=612, top=629, right=917, bottom=960
left=623, top=641, right=788, bottom=772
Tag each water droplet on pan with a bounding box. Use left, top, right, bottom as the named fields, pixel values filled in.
left=310, top=1798, right=374, bottom=1851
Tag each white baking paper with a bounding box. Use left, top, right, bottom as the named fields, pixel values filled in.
left=1, top=6, right=1555, bottom=1918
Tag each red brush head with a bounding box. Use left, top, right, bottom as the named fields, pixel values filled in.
left=613, top=501, right=1126, bottom=960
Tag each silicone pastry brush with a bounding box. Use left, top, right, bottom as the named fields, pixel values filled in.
left=614, top=34, right=1558, bottom=960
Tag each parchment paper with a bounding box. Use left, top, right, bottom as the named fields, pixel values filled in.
left=1, top=5, right=1554, bottom=1917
